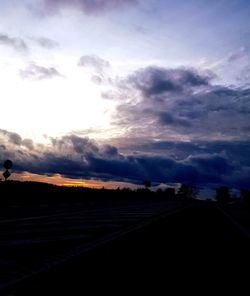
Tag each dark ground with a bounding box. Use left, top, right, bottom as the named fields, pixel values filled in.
left=2, top=201, right=250, bottom=295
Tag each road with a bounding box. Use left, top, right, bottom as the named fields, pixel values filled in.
left=0, top=200, right=185, bottom=291
left=1, top=200, right=249, bottom=295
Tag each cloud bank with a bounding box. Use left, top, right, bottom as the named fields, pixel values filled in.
left=1, top=129, right=249, bottom=189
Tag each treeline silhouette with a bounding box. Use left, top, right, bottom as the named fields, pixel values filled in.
left=1, top=180, right=250, bottom=206
left=215, top=186, right=250, bottom=206
left=0, top=180, right=197, bottom=204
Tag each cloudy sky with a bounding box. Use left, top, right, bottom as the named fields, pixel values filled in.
left=0, top=0, right=250, bottom=193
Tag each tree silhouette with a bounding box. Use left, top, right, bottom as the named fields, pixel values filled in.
left=215, top=186, right=230, bottom=204
left=142, top=180, right=151, bottom=190
left=240, top=189, right=250, bottom=206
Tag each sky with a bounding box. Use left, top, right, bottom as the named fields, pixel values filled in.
left=0, top=0, right=250, bottom=194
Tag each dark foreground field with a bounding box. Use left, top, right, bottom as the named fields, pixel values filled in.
left=0, top=183, right=250, bottom=294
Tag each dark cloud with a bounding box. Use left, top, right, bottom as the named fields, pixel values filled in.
left=0, top=34, right=28, bottom=52
left=130, top=140, right=250, bottom=166
left=158, top=112, right=191, bottom=127
left=100, top=145, right=119, bottom=158
left=1, top=130, right=250, bottom=189
left=128, top=67, right=211, bottom=98
left=111, top=66, right=250, bottom=141
left=50, top=135, right=99, bottom=155
left=20, top=63, right=63, bottom=80
left=188, top=155, right=233, bottom=175
left=43, top=0, right=137, bottom=15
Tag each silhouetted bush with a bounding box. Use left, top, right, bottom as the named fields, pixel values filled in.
left=142, top=180, right=151, bottom=189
